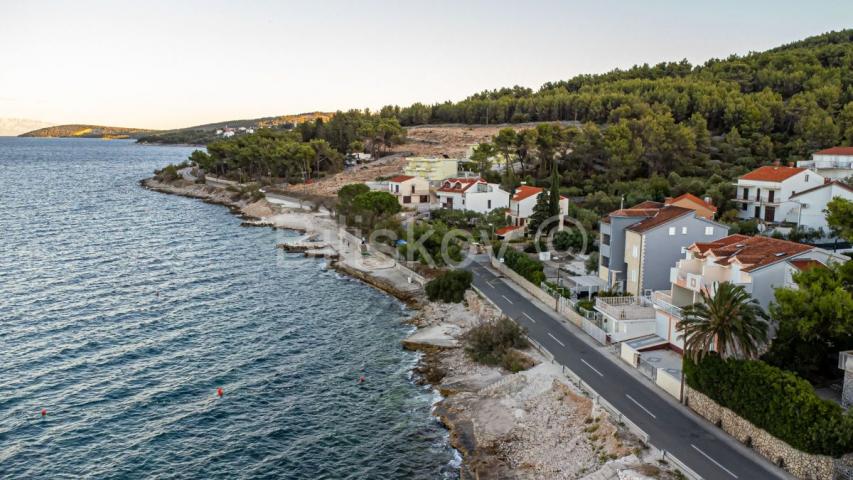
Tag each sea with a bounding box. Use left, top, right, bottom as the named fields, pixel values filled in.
left=0, top=137, right=458, bottom=479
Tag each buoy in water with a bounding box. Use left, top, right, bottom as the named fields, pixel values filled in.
left=217, top=387, right=223, bottom=397
left=41, top=409, right=46, bottom=417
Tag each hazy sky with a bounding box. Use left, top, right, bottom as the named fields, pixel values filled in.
left=2, top=0, right=852, bottom=129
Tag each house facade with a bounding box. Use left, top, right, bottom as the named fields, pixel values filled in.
left=387, top=175, right=433, bottom=209
left=786, top=181, right=853, bottom=234
left=653, top=234, right=847, bottom=351
left=402, top=157, right=459, bottom=181
left=598, top=201, right=728, bottom=294
left=734, top=165, right=824, bottom=224
left=506, top=185, right=569, bottom=228
left=436, top=178, right=509, bottom=214
left=797, top=147, right=853, bottom=181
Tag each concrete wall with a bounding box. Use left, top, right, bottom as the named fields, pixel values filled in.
left=684, top=386, right=843, bottom=480
left=655, top=369, right=682, bottom=399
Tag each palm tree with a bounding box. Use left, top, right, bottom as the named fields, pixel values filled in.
left=677, top=281, right=769, bottom=361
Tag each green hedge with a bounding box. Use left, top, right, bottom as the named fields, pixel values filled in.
left=684, top=355, right=853, bottom=456
left=425, top=270, right=473, bottom=303
left=495, top=244, right=545, bottom=285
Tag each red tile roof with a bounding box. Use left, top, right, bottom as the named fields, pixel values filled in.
left=632, top=200, right=665, bottom=209
left=495, top=225, right=522, bottom=236
left=601, top=201, right=663, bottom=223
left=789, top=259, right=827, bottom=272
left=626, top=206, right=694, bottom=233
left=389, top=175, right=414, bottom=183
left=789, top=180, right=853, bottom=199
left=815, top=146, right=853, bottom=156
left=665, top=193, right=717, bottom=213
left=690, top=235, right=814, bottom=272
left=437, top=177, right=482, bottom=193
left=511, top=185, right=567, bottom=202
left=739, top=166, right=806, bottom=182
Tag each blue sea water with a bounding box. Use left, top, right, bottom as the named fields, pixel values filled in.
left=0, top=138, right=457, bottom=479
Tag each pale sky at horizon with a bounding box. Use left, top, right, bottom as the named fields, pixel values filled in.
left=2, top=0, right=852, bottom=130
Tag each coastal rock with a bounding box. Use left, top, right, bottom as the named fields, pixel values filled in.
left=402, top=324, right=460, bottom=352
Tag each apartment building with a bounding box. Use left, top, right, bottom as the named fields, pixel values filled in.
left=598, top=201, right=728, bottom=294
left=796, top=147, right=853, bottom=181
left=786, top=181, right=853, bottom=233
left=402, top=157, right=459, bottom=181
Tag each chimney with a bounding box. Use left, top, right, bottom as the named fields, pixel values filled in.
left=704, top=196, right=713, bottom=205
left=773, top=159, right=781, bottom=166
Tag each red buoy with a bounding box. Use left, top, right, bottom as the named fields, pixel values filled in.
left=217, top=387, right=223, bottom=397
left=41, top=409, right=46, bottom=417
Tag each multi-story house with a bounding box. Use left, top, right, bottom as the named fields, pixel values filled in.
left=436, top=177, right=509, bottom=214
left=498, top=185, right=569, bottom=240
left=598, top=201, right=728, bottom=295
left=387, top=175, right=433, bottom=210
left=402, top=157, right=459, bottom=181
left=653, top=234, right=847, bottom=351
left=734, top=165, right=824, bottom=224
left=796, top=147, right=853, bottom=181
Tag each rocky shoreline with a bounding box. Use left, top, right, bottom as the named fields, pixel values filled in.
left=141, top=176, right=680, bottom=479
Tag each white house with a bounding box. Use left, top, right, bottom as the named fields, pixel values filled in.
left=497, top=185, right=569, bottom=240
left=797, top=147, right=853, bottom=181
left=786, top=181, right=853, bottom=234
left=436, top=178, right=509, bottom=214
left=387, top=175, right=433, bottom=210
left=734, top=165, right=824, bottom=224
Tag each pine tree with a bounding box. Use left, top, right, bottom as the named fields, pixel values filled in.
left=527, top=191, right=551, bottom=235
left=548, top=163, right=561, bottom=218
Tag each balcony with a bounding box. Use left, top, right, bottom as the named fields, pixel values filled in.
left=652, top=290, right=683, bottom=319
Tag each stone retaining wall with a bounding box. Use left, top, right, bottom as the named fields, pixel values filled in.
left=684, top=385, right=843, bottom=479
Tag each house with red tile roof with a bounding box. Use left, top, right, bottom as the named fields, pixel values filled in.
left=664, top=193, right=717, bottom=220
left=797, top=147, right=853, bottom=181
left=598, top=201, right=729, bottom=296
left=647, top=234, right=847, bottom=352
left=436, top=177, right=509, bottom=214
left=387, top=175, right=433, bottom=210
left=506, top=185, right=568, bottom=231
left=735, top=165, right=824, bottom=224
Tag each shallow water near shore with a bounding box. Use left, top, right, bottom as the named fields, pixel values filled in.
left=0, top=138, right=457, bottom=479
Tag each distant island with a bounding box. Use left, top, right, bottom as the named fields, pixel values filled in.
left=135, top=112, right=333, bottom=145
left=19, top=124, right=158, bottom=139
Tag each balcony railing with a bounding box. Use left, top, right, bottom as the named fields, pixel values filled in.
left=652, top=291, right=684, bottom=318
left=595, top=295, right=656, bottom=321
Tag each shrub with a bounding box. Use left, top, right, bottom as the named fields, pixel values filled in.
left=155, top=164, right=180, bottom=182
left=464, top=317, right=529, bottom=367
left=501, top=349, right=535, bottom=372
left=425, top=269, right=473, bottom=303
left=495, top=243, right=545, bottom=285
left=684, top=355, right=853, bottom=456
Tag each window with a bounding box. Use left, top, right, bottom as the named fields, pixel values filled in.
left=602, top=234, right=610, bottom=245
left=487, top=199, right=491, bottom=209
left=394, top=185, right=399, bottom=193
left=805, top=174, right=810, bottom=182
left=681, top=227, right=688, bottom=235
left=420, top=195, right=429, bottom=203
left=632, top=245, right=639, bottom=258
left=631, top=269, right=638, bottom=282
left=403, top=196, right=411, bottom=204
left=742, top=188, right=748, bottom=200
left=601, top=255, right=609, bottom=266
left=741, top=202, right=748, bottom=211
left=668, top=227, right=676, bottom=236
left=704, top=226, right=714, bottom=236
left=411, top=185, right=415, bottom=194
left=755, top=188, right=761, bottom=201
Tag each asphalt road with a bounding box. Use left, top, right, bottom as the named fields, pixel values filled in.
left=466, top=259, right=786, bottom=480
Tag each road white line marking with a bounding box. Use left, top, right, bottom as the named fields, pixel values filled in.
left=501, top=295, right=514, bottom=304
left=547, top=332, right=565, bottom=347
left=625, top=394, right=657, bottom=419
left=486, top=281, right=495, bottom=289
left=581, top=358, right=604, bottom=377
left=522, top=312, right=536, bottom=323
left=691, top=444, right=738, bottom=478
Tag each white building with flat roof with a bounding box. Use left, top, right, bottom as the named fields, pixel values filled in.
left=797, top=147, right=853, bottom=181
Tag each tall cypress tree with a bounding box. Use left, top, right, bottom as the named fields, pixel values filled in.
left=548, top=162, right=561, bottom=218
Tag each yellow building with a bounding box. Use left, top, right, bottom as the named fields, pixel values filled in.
left=403, top=157, right=459, bottom=181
